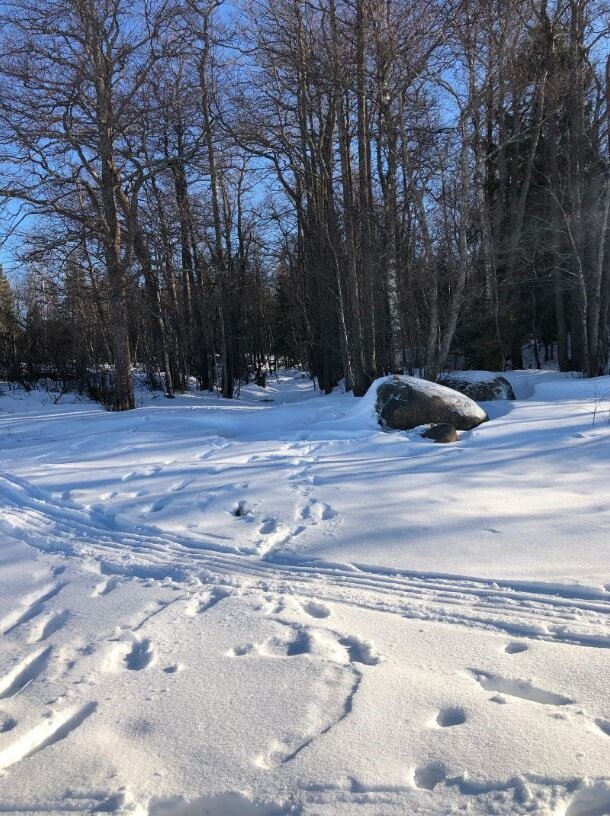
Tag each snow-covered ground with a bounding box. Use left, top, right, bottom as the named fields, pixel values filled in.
left=0, top=369, right=609, bottom=815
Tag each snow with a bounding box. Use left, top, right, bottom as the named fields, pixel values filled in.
left=0, top=369, right=609, bottom=815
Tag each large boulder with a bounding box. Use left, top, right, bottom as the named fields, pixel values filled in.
left=421, top=423, right=459, bottom=443
left=438, top=372, right=515, bottom=401
left=376, top=376, right=488, bottom=431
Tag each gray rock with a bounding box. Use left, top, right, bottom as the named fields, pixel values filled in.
left=376, top=377, right=488, bottom=431
left=438, top=373, right=515, bottom=401
left=421, top=423, right=459, bottom=443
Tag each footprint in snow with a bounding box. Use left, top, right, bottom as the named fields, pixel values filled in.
left=504, top=642, right=529, bottom=654
left=258, top=517, right=278, bottom=535
left=231, top=500, right=254, bottom=520
left=124, top=638, right=156, bottom=671
left=150, top=495, right=172, bottom=513
left=338, top=635, right=380, bottom=666
left=595, top=718, right=610, bottom=737
left=471, top=670, right=572, bottom=706
left=299, top=499, right=337, bottom=523
left=300, top=600, right=331, bottom=619
left=435, top=706, right=466, bottom=728
left=0, top=711, right=17, bottom=733
left=229, top=629, right=312, bottom=659
left=184, top=588, right=231, bottom=617
left=413, top=762, right=447, bottom=790
left=251, top=518, right=292, bottom=555
left=170, top=479, right=193, bottom=492
left=229, top=626, right=380, bottom=668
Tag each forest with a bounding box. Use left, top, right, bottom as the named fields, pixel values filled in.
left=0, top=0, right=609, bottom=409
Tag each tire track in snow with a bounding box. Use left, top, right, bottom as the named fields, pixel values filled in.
left=2, top=470, right=610, bottom=651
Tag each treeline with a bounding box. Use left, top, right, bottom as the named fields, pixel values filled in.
left=0, top=0, right=609, bottom=408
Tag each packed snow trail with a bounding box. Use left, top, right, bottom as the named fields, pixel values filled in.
left=0, top=370, right=609, bottom=815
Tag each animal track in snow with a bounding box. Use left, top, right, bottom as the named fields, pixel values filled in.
left=505, top=642, right=529, bottom=654
left=230, top=627, right=380, bottom=669
left=435, top=706, right=466, bottom=728
left=252, top=518, right=292, bottom=556
left=300, top=600, right=331, bottom=619
left=0, top=646, right=52, bottom=699
left=285, top=629, right=312, bottom=656
left=413, top=762, right=447, bottom=790
left=0, top=702, right=97, bottom=771
left=185, top=588, right=231, bottom=617
left=259, top=517, right=279, bottom=535
left=338, top=635, right=380, bottom=666
left=595, top=718, right=610, bottom=737
left=231, top=500, right=254, bottom=519
left=0, top=711, right=17, bottom=733
left=299, top=499, right=337, bottom=523
left=471, top=670, right=573, bottom=705
left=230, top=630, right=312, bottom=660
left=124, top=638, right=156, bottom=671
left=150, top=495, right=172, bottom=513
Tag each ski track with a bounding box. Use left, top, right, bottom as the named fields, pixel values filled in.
left=0, top=702, right=97, bottom=772
left=2, top=469, right=610, bottom=653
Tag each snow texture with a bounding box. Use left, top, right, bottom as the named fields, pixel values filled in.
left=0, top=369, right=608, bottom=815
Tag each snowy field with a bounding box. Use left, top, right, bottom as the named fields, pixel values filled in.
left=0, top=369, right=609, bottom=816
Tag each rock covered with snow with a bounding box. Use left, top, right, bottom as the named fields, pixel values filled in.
left=438, top=371, right=516, bottom=401
left=376, top=376, right=488, bottom=431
